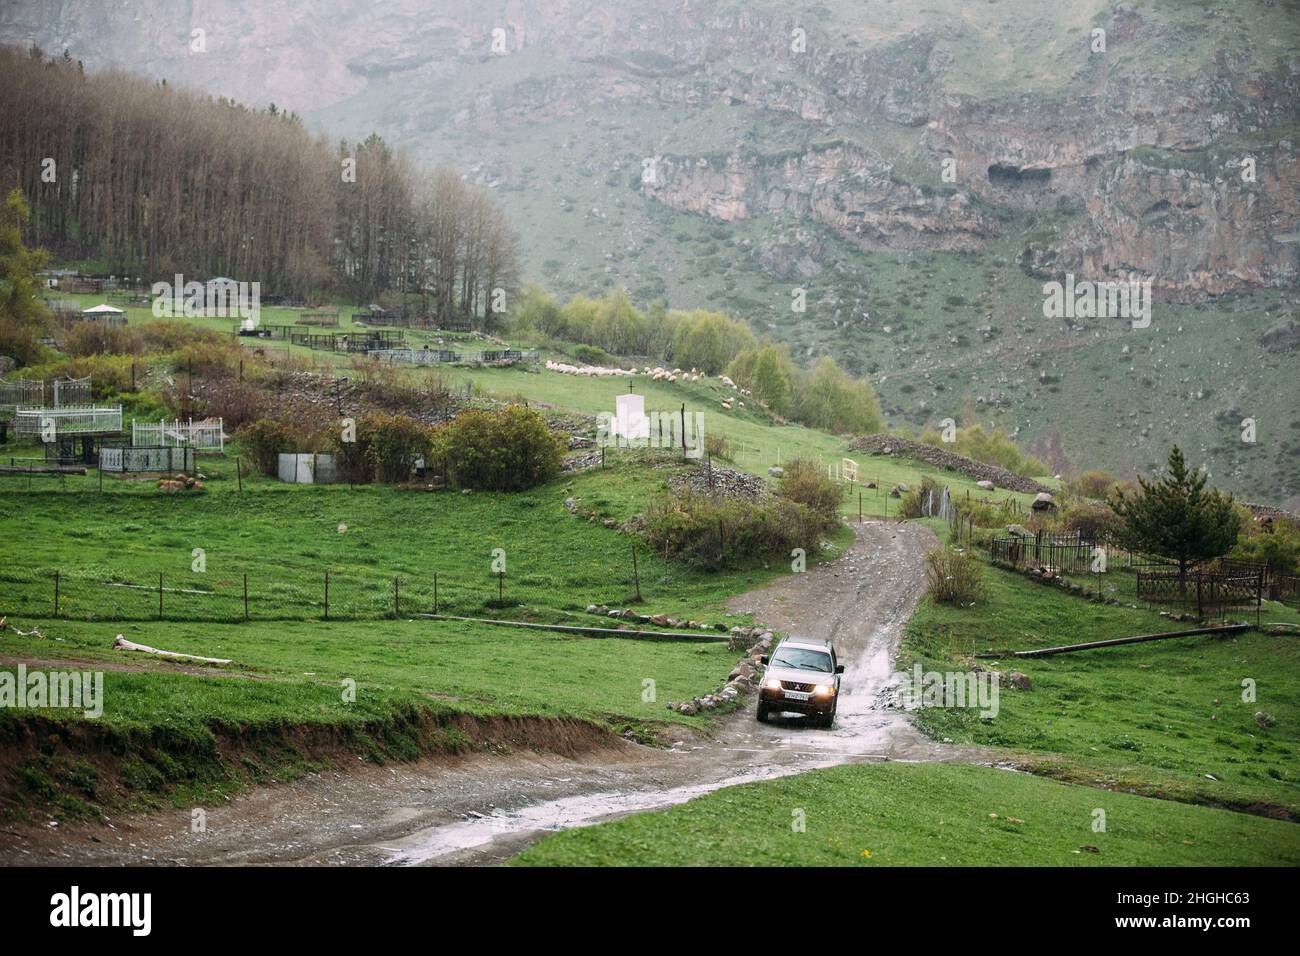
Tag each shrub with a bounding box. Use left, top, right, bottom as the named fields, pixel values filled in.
left=572, top=344, right=612, bottom=366
left=1060, top=500, right=1122, bottom=542
left=198, top=380, right=267, bottom=431
left=898, top=476, right=942, bottom=519
left=704, top=432, right=731, bottom=461
left=0, top=316, right=43, bottom=367
left=641, top=492, right=817, bottom=571
left=174, top=336, right=245, bottom=379
left=238, top=418, right=301, bottom=476
left=924, top=547, right=984, bottom=605
left=365, top=414, right=434, bottom=484
left=778, top=458, right=843, bottom=531
left=61, top=321, right=142, bottom=357
left=1069, top=469, right=1121, bottom=500
left=432, top=405, right=563, bottom=491
left=1233, top=519, right=1300, bottom=573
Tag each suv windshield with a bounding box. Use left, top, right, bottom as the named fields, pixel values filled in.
left=770, top=647, right=832, bottom=673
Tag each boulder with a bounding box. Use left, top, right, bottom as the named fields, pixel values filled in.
left=977, top=480, right=995, bottom=490
left=1031, top=492, right=1056, bottom=512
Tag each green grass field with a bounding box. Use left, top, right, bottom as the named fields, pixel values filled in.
left=902, top=557, right=1300, bottom=817
left=512, top=762, right=1300, bottom=867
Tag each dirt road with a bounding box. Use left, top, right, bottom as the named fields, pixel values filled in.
left=5, top=520, right=968, bottom=867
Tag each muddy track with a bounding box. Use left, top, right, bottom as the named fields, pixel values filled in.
left=4, top=520, right=971, bottom=867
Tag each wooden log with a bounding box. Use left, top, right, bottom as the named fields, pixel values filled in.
left=1009, top=623, right=1251, bottom=658
left=113, top=634, right=233, bottom=664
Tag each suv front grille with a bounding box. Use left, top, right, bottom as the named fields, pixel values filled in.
left=780, top=681, right=816, bottom=692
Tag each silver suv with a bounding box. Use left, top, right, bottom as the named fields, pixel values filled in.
left=756, top=637, right=844, bottom=728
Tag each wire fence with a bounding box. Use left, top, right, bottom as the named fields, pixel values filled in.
left=0, top=547, right=702, bottom=627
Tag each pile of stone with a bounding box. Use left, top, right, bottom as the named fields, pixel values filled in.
left=669, top=462, right=767, bottom=500
left=667, top=628, right=775, bottom=715
left=1021, top=565, right=1134, bottom=608
left=849, top=434, right=1051, bottom=495
left=584, top=605, right=726, bottom=632
left=562, top=451, right=605, bottom=472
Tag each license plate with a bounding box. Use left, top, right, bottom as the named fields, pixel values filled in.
left=784, top=690, right=811, bottom=701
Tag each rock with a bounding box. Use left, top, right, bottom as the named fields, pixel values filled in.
left=768, top=466, right=784, bottom=477
left=1031, top=492, right=1056, bottom=512
left=651, top=614, right=670, bottom=626
left=1007, top=524, right=1034, bottom=538
left=977, top=480, right=995, bottom=490
left=586, top=604, right=599, bottom=614
left=1007, top=671, right=1032, bottom=690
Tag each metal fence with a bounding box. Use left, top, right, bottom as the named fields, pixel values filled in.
left=989, top=531, right=1102, bottom=574
left=132, top=418, right=225, bottom=451
left=100, top=446, right=195, bottom=473
left=1135, top=567, right=1263, bottom=615
left=12, top=405, right=123, bottom=437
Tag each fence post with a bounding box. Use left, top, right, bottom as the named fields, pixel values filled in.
left=1257, top=569, right=1263, bottom=628
left=54, top=570, right=60, bottom=617
left=158, top=572, right=164, bottom=620
left=631, top=544, right=641, bottom=602
left=394, top=577, right=400, bottom=618
left=324, top=571, right=329, bottom=620
left=433, top=572, right=438, bottom=614
left=236, top=457, right=243, bottom=493
left=498, top=570, right=504, bottom=604
left=858, top=491, right=862, bottom=524
left=243, top=573, right=249, bottom=622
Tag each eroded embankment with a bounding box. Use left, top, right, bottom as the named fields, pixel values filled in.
left=0, top=706, right=626, bottom=830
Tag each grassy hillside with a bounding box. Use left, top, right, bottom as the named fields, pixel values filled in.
left=902, top=557, right=1300, bottom=817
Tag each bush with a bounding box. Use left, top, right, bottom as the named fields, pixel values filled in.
left=238, top=418, right=301, bottom=476
left=778, top=458, right=843, bottom=531
left=898, top=476, right=942, bottom=519
left=924, top=547, right=984, bottom=605
left=432, top=405, right=563, bottom=491
left=704, top=433, right=731, bottom=461
left=1060, top=500, right=1122, bottom=542
left=641, top=492, right=818, bottom=571
left=61, top=321, right=142, bottom=357
left=1069, top=469, right=1121, bottom=500
left=0, top=316, right=43, bottom=367
left=365, top=414, right=434, bottom=484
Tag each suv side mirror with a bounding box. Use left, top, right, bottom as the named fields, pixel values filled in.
left=835, top=664, right=845, bottom=674
left=760, top=655, right=769, bottom=665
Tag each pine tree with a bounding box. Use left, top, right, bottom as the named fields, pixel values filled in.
left=1111, top=446, right=1242, bottom=599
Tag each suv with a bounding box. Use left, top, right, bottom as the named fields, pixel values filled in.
left=756, top=637, right=844, bottom=728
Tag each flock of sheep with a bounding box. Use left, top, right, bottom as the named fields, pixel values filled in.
left=543, top=361, right=748, bottom=409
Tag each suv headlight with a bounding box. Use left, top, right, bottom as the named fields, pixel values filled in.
left=762, top=677, right=781, bottom=690
left=813, top=683, right=835, bottom=696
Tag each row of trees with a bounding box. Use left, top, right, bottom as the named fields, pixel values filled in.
left=0, top=46, right=519, bottom=314
left=514, top=286, right=884, bottom=434
left=513, top=285, right=754, bottom=373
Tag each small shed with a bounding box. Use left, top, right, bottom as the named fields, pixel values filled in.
left=81, top=304, right=126, bottom=327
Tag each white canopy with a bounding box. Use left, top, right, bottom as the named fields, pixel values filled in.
left=81, top=303, right=125, bottom=314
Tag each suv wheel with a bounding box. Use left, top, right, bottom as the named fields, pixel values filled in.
left=756, top=703, right=770, bottom=723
